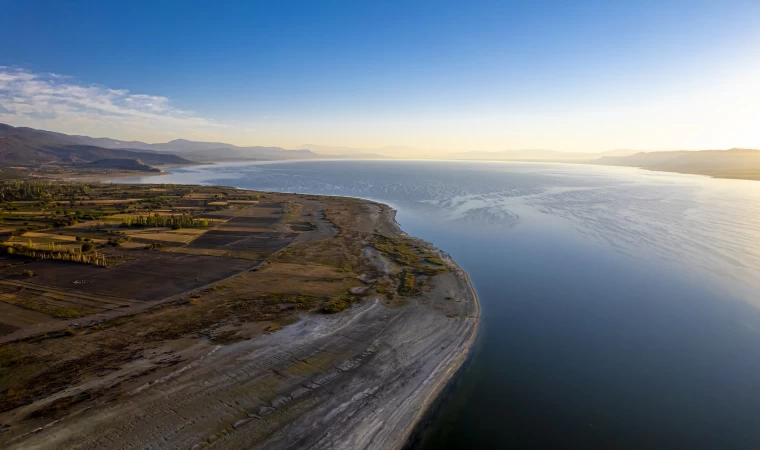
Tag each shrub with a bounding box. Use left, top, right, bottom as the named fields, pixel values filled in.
left=81, top=242, right=96, bottom=252
left=22, top=270, right=34, bottom=278
left=398, top=270, right=416, bottom=295
left=323, top=297, right=350, bottom=314
left=75, top=236, right=83, bottom=242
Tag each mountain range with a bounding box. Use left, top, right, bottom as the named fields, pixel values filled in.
left=0, top=125, right=321, bottom=163
left=0, top=123, right=192, bottom=167
left=444, top=149, right=637, bottom=161
left=2, top=123, right=760, bottom=181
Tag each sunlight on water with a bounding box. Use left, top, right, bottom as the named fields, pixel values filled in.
left=120, top=160, right=760, bottom=449
left=127, top=160, right=760, bottom=302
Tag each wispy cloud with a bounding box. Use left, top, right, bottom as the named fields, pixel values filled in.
left=0, top=67, right=226, bottom=140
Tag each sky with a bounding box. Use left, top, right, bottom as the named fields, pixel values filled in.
left=1, top=0, right=759, bottom=155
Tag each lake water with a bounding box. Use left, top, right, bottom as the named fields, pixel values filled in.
left=120, top=160, right=760, bottom=449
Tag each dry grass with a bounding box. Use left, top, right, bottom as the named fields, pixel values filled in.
left=183, top=193, right=214, bottom=199
left=160, top=246, right=264, bottom=260
left=5, top=237, right=83, bottom=251
left=246, top=262, right=359, bottom=297
left=126, top=232, right=201, bottom=244
left=83, top=199, right=141, bottom=204
left=0, top=292, right=95, bottom=319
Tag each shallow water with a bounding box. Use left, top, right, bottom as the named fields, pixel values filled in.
left=120, top=160, right=760, bottom=449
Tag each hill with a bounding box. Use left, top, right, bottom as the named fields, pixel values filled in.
left=28, top=126, right=321, bottom=161
left=593, top=149, right=760, bottom=180
left=0, top=124, right=322, bottom=164
left=168, top=145, right=319, bottom=162
left=84, top=158, right=162, bottom=172
left=444, top=149, right=636, bottom=161
left=0, top=124, right=193, bottom=166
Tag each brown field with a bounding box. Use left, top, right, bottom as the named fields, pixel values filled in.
left=160, top=246, right=265, bottom=260
left=246, top=262, right=362, bottom=297
left=0, top=302, right=53, bottom=333
left=121, top=231, right=202, bottom=243
left=183, top=193, right=214, bottom=199
left=0, top=185, right=328, bottom=336
left=21, top=232, right=105, bottom=243
left=3, top=211, right=49, bottom=216
left=81, top=199, right=142, bottom=204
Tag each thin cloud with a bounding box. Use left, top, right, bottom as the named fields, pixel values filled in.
left=0, top=67, right=227, bottom=136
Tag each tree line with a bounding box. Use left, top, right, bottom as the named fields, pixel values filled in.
left=119, top=214, right=211, bottom=229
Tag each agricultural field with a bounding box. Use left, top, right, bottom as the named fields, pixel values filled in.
left=0, top=181, right=306, bottom=336
left=0, top=180, right=475, bottom=450
left=0, top=181, right=444, bottom=341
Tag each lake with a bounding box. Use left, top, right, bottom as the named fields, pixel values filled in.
left=119, top=160, right=760, bottom=449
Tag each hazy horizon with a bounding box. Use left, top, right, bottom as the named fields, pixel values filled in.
left=2, top=1, right=759, bottom=155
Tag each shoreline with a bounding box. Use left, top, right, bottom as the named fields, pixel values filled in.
left=395, top=258, right=480, bottom=449
left=104, top=171, right=478, bottom=448
left=1, top=185, right=481, bottom=450
left=381, top=208, right=482, bottom=450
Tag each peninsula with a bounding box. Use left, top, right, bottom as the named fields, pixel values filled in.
left=0, top=182, right=479, bottom=449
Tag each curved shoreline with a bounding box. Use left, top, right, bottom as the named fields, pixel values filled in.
left=382, top=207, right=482, bottom=450
left=1, top=185, right=481, bottom=450
left=394, top=265, right=480, bottom=450
left=120, top=176, right=483, bottom=448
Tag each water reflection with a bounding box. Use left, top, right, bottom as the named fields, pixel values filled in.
left=120, top=160, right=760, bottom=449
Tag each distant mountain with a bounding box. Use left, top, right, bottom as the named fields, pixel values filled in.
left=593, top=149, right=760, bottom=180
left=444, top=149, right=636, bottom=161
left=0, top=123, right=193, bottom=166
left=85, top=159, right=162, bottom=172
left=297, top=144, right=412, bottom=159
left=59, top=130, right=318, bottom=161
left=23, top=129, right=160, bottom=151
left=169, top=146, right=318, bottom=163
left=0, top=124, right=323, bottom=163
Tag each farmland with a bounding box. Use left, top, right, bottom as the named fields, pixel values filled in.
left=0, top=180, right=478, bottom=450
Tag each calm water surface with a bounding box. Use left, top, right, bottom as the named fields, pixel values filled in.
left=121, top=161, right=760, bottom=449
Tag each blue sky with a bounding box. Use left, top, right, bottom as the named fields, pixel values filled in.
left=1, top=0, right=759, bottom=153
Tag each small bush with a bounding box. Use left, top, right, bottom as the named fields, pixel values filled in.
left=81, top=242, right=96, bottom=252
left=22, top=270, right=35, bottom=278
left=398, top=270, right=416, bottom=295
left=323, top=297, right=350, bottom=314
